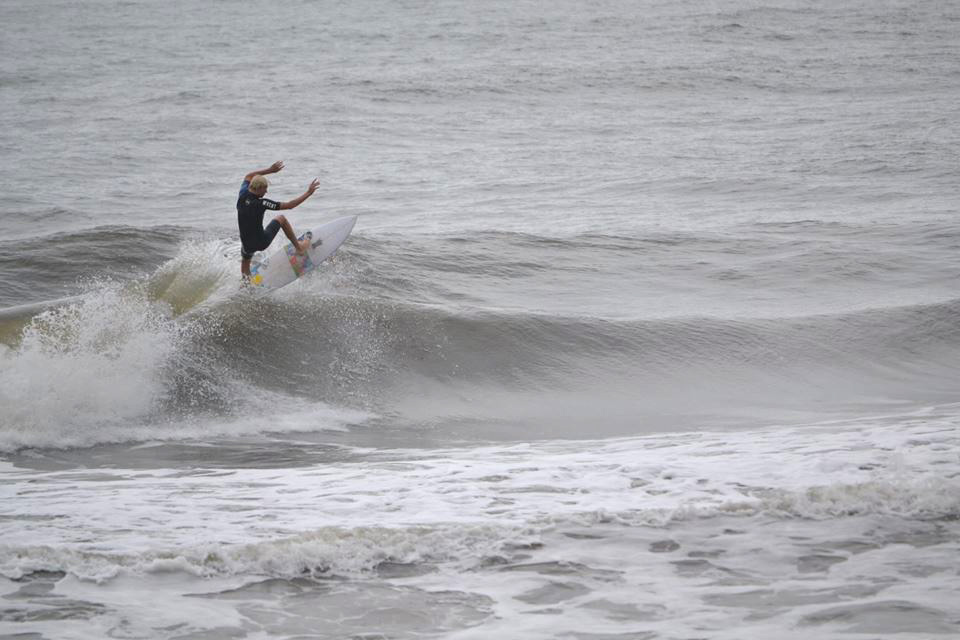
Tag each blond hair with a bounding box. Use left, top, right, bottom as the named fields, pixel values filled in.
left=249, top=175, right=269, bottom=193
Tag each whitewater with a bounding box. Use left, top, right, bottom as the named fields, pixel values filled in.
left=1, top=0, right=959, bottom=638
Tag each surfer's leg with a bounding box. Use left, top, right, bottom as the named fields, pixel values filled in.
left=240, top=245, right=255, bottom=279
left=272, top=215, right=310, bottom=254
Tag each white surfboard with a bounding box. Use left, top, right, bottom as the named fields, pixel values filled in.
left=249, top=215, right=357, bottom=291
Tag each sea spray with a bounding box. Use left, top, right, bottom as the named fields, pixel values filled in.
left=0, top=283, right=183, bottom=450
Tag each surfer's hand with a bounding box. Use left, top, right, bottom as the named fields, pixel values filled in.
left=268, top=160, right=285, bottom=173
left=306, top=178, right=320, bottom=195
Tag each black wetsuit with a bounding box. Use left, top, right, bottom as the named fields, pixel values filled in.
left=237, top=180, right=282, bottom=259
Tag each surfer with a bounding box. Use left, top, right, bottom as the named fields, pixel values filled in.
left=237, top=160, right=320, bottom=279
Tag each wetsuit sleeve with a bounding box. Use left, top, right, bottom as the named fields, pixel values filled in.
left=262, top=198, right=281, bottom=210
left=239, top=180, right=250, bottom=196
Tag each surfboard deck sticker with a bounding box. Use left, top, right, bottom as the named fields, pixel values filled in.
left=249, top=215, right=357, bottom=291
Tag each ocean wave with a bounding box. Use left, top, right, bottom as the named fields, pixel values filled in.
left=0, top=277, right=366, bottom=452
left=198, top=290, right=960, bottom=408
left=3, top=226, right=960, bottom=447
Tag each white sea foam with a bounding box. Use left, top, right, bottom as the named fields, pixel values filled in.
left=2, top=411, right=956, bottom=582
left=7, top=339, right=954, bottom=640
left=0, top=285, right=181, bottom=450
left=3, top=412, right=959, bottom=639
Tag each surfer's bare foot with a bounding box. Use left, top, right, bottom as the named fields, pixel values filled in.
left=297, top=238, right=310, bottom=254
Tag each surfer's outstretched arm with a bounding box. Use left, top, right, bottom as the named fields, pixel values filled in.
left=244, top=160, right=284, bottom=182
left=278, top=178, right=321, bottom=210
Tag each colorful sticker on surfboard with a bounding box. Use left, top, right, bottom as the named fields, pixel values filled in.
left=249, top=260, right=267, bottom=286
left=286, top=232, right=315, bottom=277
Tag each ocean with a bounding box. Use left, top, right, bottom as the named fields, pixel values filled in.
left=1, top=0, right=959, bottom=638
